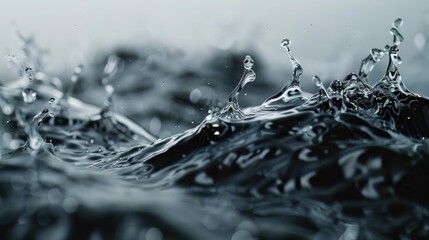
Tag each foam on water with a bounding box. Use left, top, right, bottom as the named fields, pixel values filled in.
left=1, top=18, right=429, bottom=239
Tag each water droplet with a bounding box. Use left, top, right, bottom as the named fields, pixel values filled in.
left=280, top=38, right=291, bottom=47
left=312, top=76, right=328, bottom=98
left=243, top=55, right=254, bottom=70
left=189, top=88, right=202, bottom=103
left=393, top=18, right=403, bottom=28
left=105, top=84, right=114, bottom=95
left=102, top=55, right=121, bottom=84
left=25, top=67, right=35, bottom=82
left=22, top=88, right=37, bottom=103
left=49, top=98, right=55, bottom=105
left=312, top=76, right=322, bottom=87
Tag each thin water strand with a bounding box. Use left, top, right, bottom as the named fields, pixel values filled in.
left=219, top=55, right=256, bottom=119
left=391, top=18, right=404, bottom=46
left=263, top=38, right=304, bottom=105
left=280, top=38, right=303, bottom=88
left=312, top=76, right=328, bottom=98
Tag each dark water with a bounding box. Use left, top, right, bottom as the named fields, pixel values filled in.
left=1, top=19, right=429, bottom=240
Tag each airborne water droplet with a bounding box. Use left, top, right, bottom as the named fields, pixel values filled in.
left=281, top=38, right=291, bottom=48
left=25, top=67, right=35, bottom=82
left=22, top=88, right=37, bottom=103
left=393, top=18, right=403, bottom=28
left=49, top=98, right=55, bottom=105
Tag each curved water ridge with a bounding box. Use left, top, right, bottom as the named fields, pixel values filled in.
left=1, top=18, right=429, bottom=239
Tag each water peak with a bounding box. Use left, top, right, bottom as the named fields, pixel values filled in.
left=26, top=108, right=51, bottom=150
left=219, top=55, right=256, bottom=119
left=280, top=37, right=303, bottom=87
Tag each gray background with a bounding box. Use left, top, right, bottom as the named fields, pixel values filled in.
left=1, top=0, right=429, bottom=94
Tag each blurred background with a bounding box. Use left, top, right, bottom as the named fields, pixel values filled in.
left=1, top=0, right=429, bottom=136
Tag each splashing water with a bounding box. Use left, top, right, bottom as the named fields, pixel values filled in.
left=262, top=38, right=307, bottom=111
left=1, top=18, right=429, bottom=240
left=219, top=55, right=256, bottom=119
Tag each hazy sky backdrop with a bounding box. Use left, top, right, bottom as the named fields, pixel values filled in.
left=1, top=0, right=428, bottom=93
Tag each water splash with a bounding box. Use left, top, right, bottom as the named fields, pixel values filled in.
left=391, top=18, right=404, bottom=46
left=358, top=46, right=388, bottom=81
left=26, top=108, right=52, bottom=150
left=374, top=18, right=409, bottom=95
left=219, top=55, right=256, bottom=119
left=312, top=76, right=327, bottom=97
left=263, top=38, right=304, bottom=107
left=1, top=18, right=429, bottom=240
